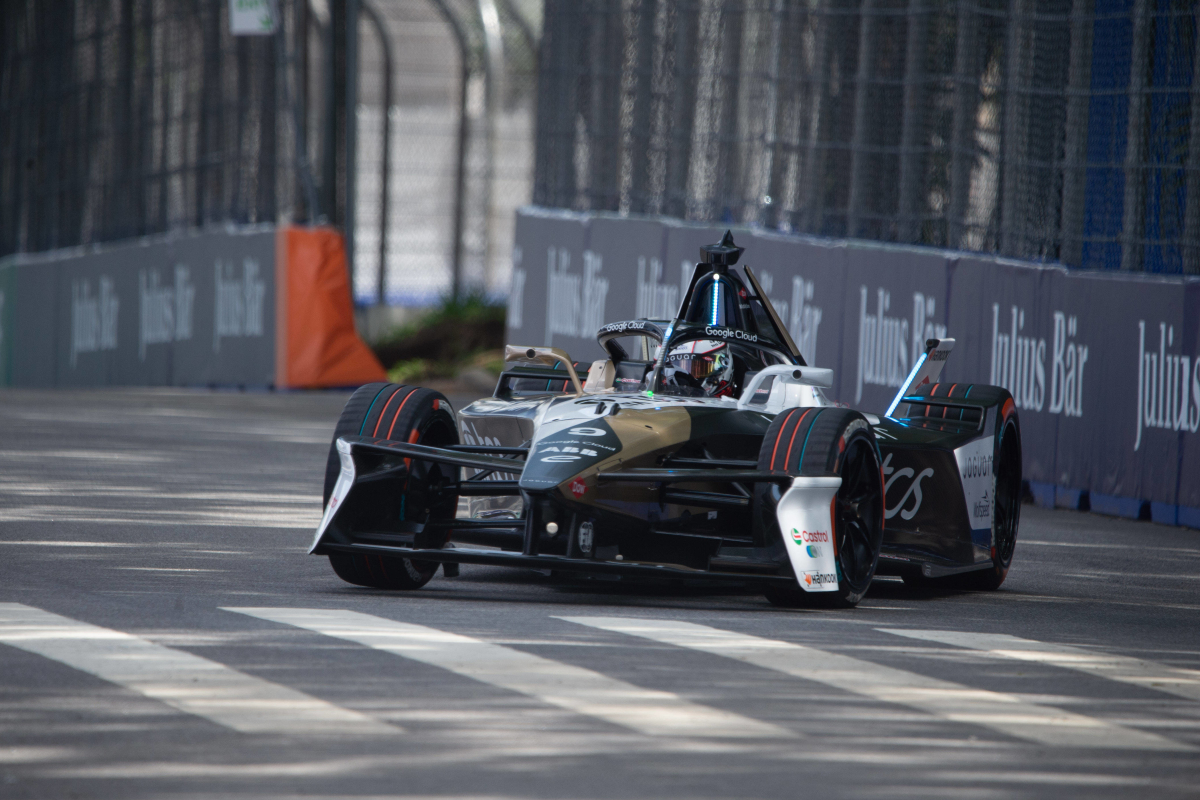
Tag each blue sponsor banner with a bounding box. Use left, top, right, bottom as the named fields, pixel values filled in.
left=1056, top=271, right=1190, bottom=508
left=748, top=232, right=847, bottom=378
left=587, top=214, right=667, bottom=343
left=946, top=257, right=1066, bottom=486
left=510, top=207, right=1200, bottom=528
left=838, top=244, right=951, bottom=413
left=1177, top=282, right=1200, bottom=519
left=2, top=228, right=277, bottom=389
left=507, top=208, right=592, bottom=361
left=661, top=220, right=736, bottom=293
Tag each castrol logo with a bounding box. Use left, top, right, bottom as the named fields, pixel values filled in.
left=790, top=528, right=829, bottom=544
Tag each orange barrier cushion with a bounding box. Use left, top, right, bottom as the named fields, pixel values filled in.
left=276, top=226, right=386, bottom=388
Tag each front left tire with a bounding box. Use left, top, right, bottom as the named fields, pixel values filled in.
left=322, top=383, right=459, bottom=590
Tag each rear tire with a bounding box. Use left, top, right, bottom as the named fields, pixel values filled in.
left=322, top=383, right=459, bottom=590
left=758, top=408, right=885, bottom=609
left=954, top=411, right=1021, bottom=590
left=896, top=402, right=1022, bottom=593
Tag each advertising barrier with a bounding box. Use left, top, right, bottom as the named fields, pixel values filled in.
left=0, top=226, right=384, bottom=390
left=946, top=256, right=1066, bottom=488
left=509, top=207, right=1200, bottom=529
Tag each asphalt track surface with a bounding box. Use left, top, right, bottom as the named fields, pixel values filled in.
left=1, top=388, right=1199, bottom=800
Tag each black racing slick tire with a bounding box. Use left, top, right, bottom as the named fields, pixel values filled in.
left=323, top=383, right=459, bottom=590
left=897, top=390, right=1022, bottom=592
left=758, top=407, right=886, bottom=609
left=954, top=404, right=1021, bottom=590
left=323, top=382, right=388, bottom=505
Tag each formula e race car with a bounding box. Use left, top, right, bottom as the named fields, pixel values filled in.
left=311, top=233, right=1021, bottom=607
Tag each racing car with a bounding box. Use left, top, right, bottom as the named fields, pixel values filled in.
left=311, top=232, right=1021, bottom=607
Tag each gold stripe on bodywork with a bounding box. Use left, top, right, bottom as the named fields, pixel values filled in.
left=559, top=407, right=693, bottom=509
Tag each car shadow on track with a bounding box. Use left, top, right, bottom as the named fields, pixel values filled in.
left=865, top=575, right=989, bottom=602
left=309, top=565, right=992, bottom=615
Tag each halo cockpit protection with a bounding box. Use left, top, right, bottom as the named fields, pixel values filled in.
left=643, top=231, right=804, bottom=399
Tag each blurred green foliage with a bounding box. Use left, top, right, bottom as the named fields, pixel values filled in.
left=375, top=292, right=506, bottom=384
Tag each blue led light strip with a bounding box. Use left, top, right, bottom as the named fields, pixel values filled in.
left=710, top=281, right=720, bottom=325
left=885, top=351, right=927, bottom=418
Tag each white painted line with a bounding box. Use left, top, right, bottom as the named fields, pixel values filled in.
left=559, top=616, right=1190, bottom=751
left=0, top=603, right=396, bottom=735
left=882, top=629, right=1200, bottom=703
left=225, top=607, right=789, bottom=739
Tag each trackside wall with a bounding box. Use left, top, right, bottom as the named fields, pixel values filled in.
left=509, top=207, right=1200, bottom=529
left=0, top=226, right=384, bottom=390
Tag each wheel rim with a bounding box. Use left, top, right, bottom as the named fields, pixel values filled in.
left=400, top=415, right=459, bottom=572
left=993, top=421, right=1020, bottom=566
left=835, top=435, right=883, bottom=592
left=405, top=416, right=459, bottom=523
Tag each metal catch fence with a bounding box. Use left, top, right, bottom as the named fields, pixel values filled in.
left=0, top=0, right=299, bottom=257
left=533, top=0, right=1200, bottom=273
left=1, top=0, right=538, bottom=304
left=349, top=0, right=539, bottom=304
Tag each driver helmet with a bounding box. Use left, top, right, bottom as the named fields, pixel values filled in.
left=664, top=339, right=735, bottom=397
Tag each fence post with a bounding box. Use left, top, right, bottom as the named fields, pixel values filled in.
left=801, top=0, right=831, bottom=233
left=1059, top=0, right=1093, bottom=268
left=360, top=0, right=392, bottom=305
left=846, top=0, right=877, bottom=238
left=427, top=0, right=473, bottom=302
left=345, top=0, right=360, bottom=295
left=478, top=0, right=504, bottom=292
left=1185, top=28, right=1200, bottom=274
left=948, top=0, right=979, bottom=248
left=897, top=0, right=930, bottom=243
left=1120, top=0, right=1150, bottom=271
left=1000, top=0, right=1032, bottom=257
left=665, top=2, right=699, bottom=219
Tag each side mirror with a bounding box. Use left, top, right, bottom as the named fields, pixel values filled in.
left=504, top=345, right=584, bottom=396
